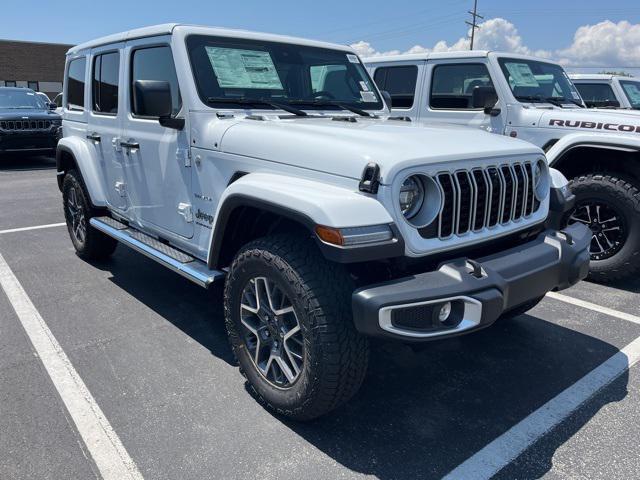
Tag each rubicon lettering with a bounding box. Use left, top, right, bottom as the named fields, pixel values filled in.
left=550, top=119, right=640, bottom=133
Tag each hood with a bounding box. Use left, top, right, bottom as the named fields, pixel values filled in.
left=537, top=108, right=640, bottom=136
left=216, top=116, right=541, bottom=182
left=0, top=108, right=60, bottom=120
left=591, top=107, right=640, bottom=117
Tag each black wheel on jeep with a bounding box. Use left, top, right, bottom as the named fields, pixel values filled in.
left=224, top=234, right=369, bottom=421
left=568, top=174, right=640, bottom=282
left=62, top=170, right=118, bottom=260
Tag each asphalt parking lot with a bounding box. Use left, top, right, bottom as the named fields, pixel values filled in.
left=1, top=156, right=640, bottom=480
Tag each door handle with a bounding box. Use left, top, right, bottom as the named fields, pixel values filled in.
left=86, top=133, right=101, bottom=142
left=120, top=141, right=140, bottom=151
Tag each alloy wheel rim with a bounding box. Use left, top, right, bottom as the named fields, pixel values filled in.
left=239, top=276, right=304, bottom=388
left=569, top=201, right=627, bottom=260
left=67, top=187, right=87, bottom=245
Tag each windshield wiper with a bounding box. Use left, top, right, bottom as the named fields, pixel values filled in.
left=515, top=95, right=566, bottom=107
left=545, top=96, right=585, bottom=108
left=289, top=99, right=376, bottom=117
left=205, top=97, right=308, bottom=117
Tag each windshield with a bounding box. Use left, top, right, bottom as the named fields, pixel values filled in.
left=186, top=35, right=383, bottom=111
left=0, top=89, right=47, bottom=109
left=498, top=58, right=583, bottom=106
left=620, top=80, right=640, bottom=109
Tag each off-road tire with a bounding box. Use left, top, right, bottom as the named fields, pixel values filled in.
left=569, top=174, right=640, bottom=283
left=224, top=234, right=369, bottom=421
left=62, top=170, right=118, bottom=260
left=499, top=296, right=545, bottom=321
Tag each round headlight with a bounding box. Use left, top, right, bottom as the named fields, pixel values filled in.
left=533, top=159, right=549, bottom=200
left=399, top=176, right=425, bottom=219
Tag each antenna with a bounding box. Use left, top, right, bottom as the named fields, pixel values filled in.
left=466, top=0, right=483, bottom=50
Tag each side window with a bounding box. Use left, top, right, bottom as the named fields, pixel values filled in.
left=67, top=57, right=86, bottom=111
left=373, top=66, right=418, bottom=108
left=131, top=46, right=181, bottom=116
left=92, top=51, right=120, bottom=114
left=574, top=83, right=617, bottom=104
left=430, top=63, right=493, bottom=110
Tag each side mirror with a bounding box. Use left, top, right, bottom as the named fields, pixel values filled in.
left=132, top=80, right=184, bottom=129
left=381, top=90, right=393, bottom=109
left=472, top=85, right=499, bottom=111
left=48, top=102, right=57, bottom=110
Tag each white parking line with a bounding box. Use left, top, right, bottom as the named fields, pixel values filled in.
left=0, top=253, right=144, bottom=480
left=0, top=223, right=66, bottom=235
left=443, top=335, right=640, bottom=480
left=546, top=291, right=640, bottom=325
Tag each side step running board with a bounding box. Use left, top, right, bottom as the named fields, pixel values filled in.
left=90, top=216, right=225, bottom=288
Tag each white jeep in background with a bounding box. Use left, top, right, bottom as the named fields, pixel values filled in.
left=570, top=74, right=640, bottom=111
left=365, top=51, right=640, bottom=282
left=56, top=25, right=590, bottom=420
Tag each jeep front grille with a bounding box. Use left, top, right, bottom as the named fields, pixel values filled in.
left=0, top=120, right=52, bottom=131
left=422, top=162, right=541, bottom=240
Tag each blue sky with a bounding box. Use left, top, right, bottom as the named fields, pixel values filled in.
left=3, top=0, right=639, bottom=69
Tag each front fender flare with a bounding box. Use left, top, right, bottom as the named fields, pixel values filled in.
left=56, top=137, right=108, bottom=207
left=546, top=132, right=640, bottom=167
left=207, top=172, right=396, bottom=268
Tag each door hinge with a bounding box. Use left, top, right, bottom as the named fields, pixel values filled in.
left=177, top=147, right=191, bottom=167
left=177, top=203, right=193, bottom=223
left=114, top=181, right=126, bottom=197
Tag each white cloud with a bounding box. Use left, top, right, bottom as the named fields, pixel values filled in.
left=351, top=18, right=640, bottom=68
left=557, top=20, right=640, bottom=66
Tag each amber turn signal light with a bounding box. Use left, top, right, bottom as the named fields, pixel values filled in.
left=315, top=225, right=344, bottom=246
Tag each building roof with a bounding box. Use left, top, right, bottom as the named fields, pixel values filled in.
left=68, top=23, right=354, bottom=55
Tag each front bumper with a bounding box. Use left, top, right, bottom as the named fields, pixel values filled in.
left=0, top=130, right=59, bottom=153
left=352, top=222, right=591, bottom=342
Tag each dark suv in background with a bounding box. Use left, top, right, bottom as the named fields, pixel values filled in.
left=0, top=87, right=62, bottom=157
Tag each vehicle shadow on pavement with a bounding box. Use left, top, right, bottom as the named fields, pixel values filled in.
left=282, top=317, right=629, bottom=480
left=0, top=155, right=56, bottom=171
left=98, top=250, right=628, bottom=480
left=99, top=252, right=236, bottom=366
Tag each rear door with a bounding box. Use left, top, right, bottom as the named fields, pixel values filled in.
left=369, top=62, right=424, bottom=119
left=121, top=38, right=193, bottom=238
left=87, top=44, right=126, bottom=210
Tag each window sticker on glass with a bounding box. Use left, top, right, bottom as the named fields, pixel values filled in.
left=347, top=54, right=359, bottom=64
left=623, top=83, right=640, bottom=103
left=359, top=81, right=370, bottom=91
left=505, top=63, right=540, bottom=87
left=360, top=91, right=377, bottom=102
left=205, top=47, right=283, bottom=90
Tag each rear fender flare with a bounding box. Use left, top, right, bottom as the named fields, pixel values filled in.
left=56, top=137, right=108, bottom=207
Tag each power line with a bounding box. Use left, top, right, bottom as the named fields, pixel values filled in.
left=466, top=0, right=483, bottom=50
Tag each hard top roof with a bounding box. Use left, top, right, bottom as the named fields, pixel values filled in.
left=67, top=23, right=355, bottom=55
left=363, top=50, right=564, bottom=66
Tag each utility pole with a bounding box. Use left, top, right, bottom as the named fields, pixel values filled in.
left=466, top=0, right=483, bottom=50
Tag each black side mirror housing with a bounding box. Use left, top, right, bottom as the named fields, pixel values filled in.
left=381, top=90, right=393, bottom=109
left=48, top=102, right=57, bottom=110
left=132, top=80, right=184, bottom=129
left=472, top=85, right=499, bottom=111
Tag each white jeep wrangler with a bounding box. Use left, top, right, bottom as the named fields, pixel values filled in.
left=57, top=25, right=590, bottom=420
left=570, top=74, right=640, bottom=111
left=365, top=52, right=640, bottom=282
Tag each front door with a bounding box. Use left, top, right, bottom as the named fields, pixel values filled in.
left=420, top=60, right=506, bottom=134
left=87, top=44, right=126, bottom=210
left=121, top=39, right=193, bottom=239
